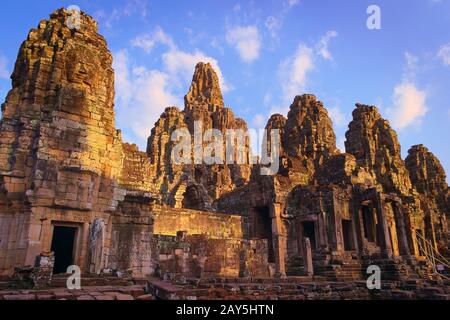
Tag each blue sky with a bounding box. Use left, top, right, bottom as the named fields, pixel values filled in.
left=0, top=0, right=449, bottom=180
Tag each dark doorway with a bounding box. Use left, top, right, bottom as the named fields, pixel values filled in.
left=361, top=205, right=376, bottom=242
left=51, top=226, right=77, bottom=274
left=302, top=222, right=316, bottom=250
left=342, top=219, right=355, bottom=251
left=254, top=206, right=274, bottom=263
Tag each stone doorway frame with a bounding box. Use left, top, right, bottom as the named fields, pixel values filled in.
left=50, top=221, right=83, bottom=272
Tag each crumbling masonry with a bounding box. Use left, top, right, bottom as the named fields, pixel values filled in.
left=0, top=9, right=449, bottom=286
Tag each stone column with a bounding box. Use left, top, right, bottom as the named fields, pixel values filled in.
left=79, top=221, right=90, bottom=272
left=24, top=211, right=44, bottom=267
left=355, top=205, right=367, bottom=254
left=317, top=192, right=329, bottom=251
left=302, top=237, right=314, bottom=276
left=392, top=202, right=411, bottom=256
left=374, top=195, right=393, bottom=258
left=317, top=211, right=329, bottom=251
left=327, top=202, right=341, bottom=252
left=271, top=203, right=286, bottom=278
left=350, top=213, right=360, bottom=253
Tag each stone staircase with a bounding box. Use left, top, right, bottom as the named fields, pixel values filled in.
left=362, top=258, right=410, bottom=281
left=49, top=273, right=134, bottom=288
left=314, top=261, right=364, bottom=281
left=146, top=276, right=450, bottom=300
left=286, top=256, right=305, bottom=276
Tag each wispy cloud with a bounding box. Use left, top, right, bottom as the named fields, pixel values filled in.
left=251, top=113, right=267, bottom=129
left=114, top=50, right=180, bottom=141
left=162, top=49, right=230, bottom=92
left=265, top=0, right=300, bottom=40
left=336, top=136, right=346, bottom=153
left=388, top=83, right=428, bottom=129
left=95, top=0, right=148, bottom=29
left=265, top=16, right=282, bottom=39
left=387, top=52, right=428, bottom=130
left=269, top=30, right=338, bottom=115
left=328, top=106, right=348, bottom=127
left=0, top=53, right=9, bottom=79
left=437, top=43, right=450, bottom=66
left=286, top=0, right=300, bottom=9
left=226, top=25, right=261, bottom=63
left=316, top=30, right=338, bottom=60
left=279, top=43, right=315, bottom=102
left=131, top=26, right=175, bottom=53
left=115, top=27, right=230, bottom=147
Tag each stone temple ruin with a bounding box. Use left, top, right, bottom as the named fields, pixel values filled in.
left=0, top=9, right=449, bottom=299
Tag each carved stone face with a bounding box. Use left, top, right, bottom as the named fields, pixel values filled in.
left=65, top=48, right=100, bottom=88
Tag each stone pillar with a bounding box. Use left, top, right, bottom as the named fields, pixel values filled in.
left=317, top=211, right=329, bottom=251
left=271, top=203, right=286, bottom=278
left=374, top=195, right=393, bottom=258
left=317, top=192, right=329, bottom=251
left=350, top=216, right=360, bottom=253
left=80, top=221, right=90, bottom=272
left=392, top=202, right=411, bottom=256
left=328, top=198, right=342, bottom=252
left=24, top=212, right=44, bottom=267
left=355, top=206, right=368, bottom=254
left=88, top=219, right=105, bottom=274
left=302, top=237, right=314, bottom=276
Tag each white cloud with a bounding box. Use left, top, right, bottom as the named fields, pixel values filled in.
left=386, top=52, right=428, bottom=130
left=279, top=43, right=315, bottom=102
left=328, top=106, right=347, bottom=127
left=437, top=43, right=450, bottom=66
left=226, top=25, right=261, bottom=63
left=316, top=30, right=338, bottom=60
left=269, top=105, right=290, bottom=118
left=132, top=26, right=229, bottom=92
left=263, top=93, right=272, bottom=106
left=265, top=16, right=282, bottom=39
left=265, top=0, right=300, bottom=40
left=162, top=50, right=230, bottom=92
left=387, top=82, right=428, bottom=130
left=0, top=54, right=9, bottom=79
left=404, top=52, right=418, bottom=80
left=252, top=113, right=266, bottom=128
left=276, top=31, right=337, bottom=103
left=286, top=0, right=300, bottom=8
left=114, top=50, right=180, bottom=141
left=96, top=0, right=148, bottom=29
left=114, top=42, right=230, bottom=147
left=210, top=37, right=224, bottom=54
left=131, top=26, right=175, bottom=53
left=337, top=136, right=346, bottom=153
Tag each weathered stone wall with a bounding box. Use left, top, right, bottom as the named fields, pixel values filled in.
left=107, top=194, right=155, bottom=277
left=154, top=205, right=244, bottom=238
left=119, top=143, right=154, bottom=193
left=0, top=210, right=32, bottom=273
left=153, top=206, right=269, bottom=277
